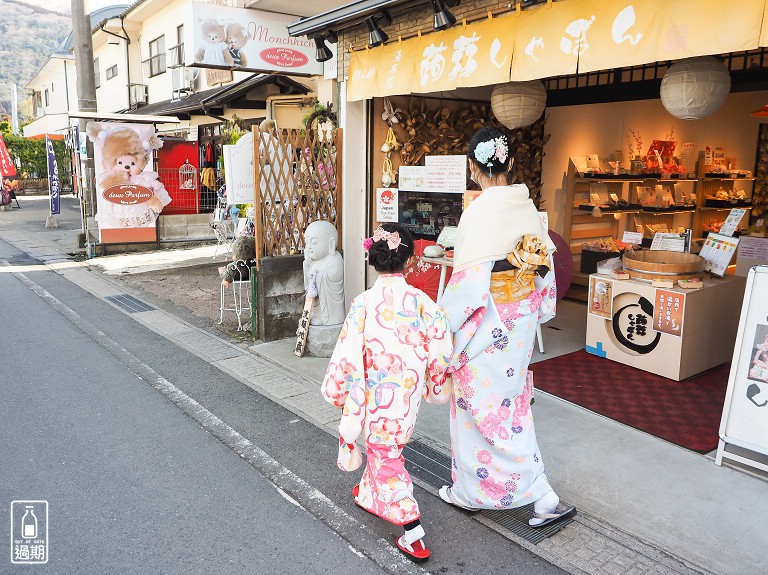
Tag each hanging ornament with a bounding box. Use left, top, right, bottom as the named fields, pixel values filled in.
left=382, top=155, right=394, bottom=186
left=381, top=98, right=399, bottom=125
left=385, top=127, right=401, bottom=150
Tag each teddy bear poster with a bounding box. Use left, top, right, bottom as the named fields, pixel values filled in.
left=86, top=122, right=172, bottom=231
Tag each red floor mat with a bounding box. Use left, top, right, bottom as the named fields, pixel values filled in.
left=530, top=350, right=730, bottom=453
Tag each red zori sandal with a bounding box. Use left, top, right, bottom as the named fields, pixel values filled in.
left=396, top=536, right=430, bottom=563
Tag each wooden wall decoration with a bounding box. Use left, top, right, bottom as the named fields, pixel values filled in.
left=376, top=97, right=548, bottom=210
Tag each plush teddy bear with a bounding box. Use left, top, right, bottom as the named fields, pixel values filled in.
left=225, top=23, right=248, bottom=67
left=195, top=19, right=233, bottom=67
left=86, top=123, right=172, bottom=228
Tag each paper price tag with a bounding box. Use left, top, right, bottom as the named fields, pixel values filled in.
left=622, top=231, right=644, bottom=245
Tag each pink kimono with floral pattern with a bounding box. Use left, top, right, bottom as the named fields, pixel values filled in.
left=321, top=275, right=452, bottom=525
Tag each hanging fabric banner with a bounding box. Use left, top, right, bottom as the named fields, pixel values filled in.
left=46, top=135, right=60, bottom=216
left=377, top=39, right=422, bottom=97
left=347, top=14, right=515, bottom=100
left=656, top=0, right=763, bottom=60
left=509, top=1, right=580, bottom=81
left=454, top=15, right=515, bottom=89
left=346, top=0, right=768, bottom=100
left=576, top=0, right=662, bottom=74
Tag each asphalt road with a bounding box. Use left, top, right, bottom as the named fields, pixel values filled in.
left=0, top=235, right=568, bottom=575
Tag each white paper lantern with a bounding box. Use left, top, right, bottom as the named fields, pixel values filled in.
left=660, top=57, right=731, bottom=120
left=491, top=81, right=547, bottom=129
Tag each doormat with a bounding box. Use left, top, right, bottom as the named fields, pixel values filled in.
left=530, top=350, right=730, bottom=453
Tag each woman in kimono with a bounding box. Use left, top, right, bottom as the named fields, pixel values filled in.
left=438, top=127, right=576, bottom=528
left=321, top=224, right=453, bottom=562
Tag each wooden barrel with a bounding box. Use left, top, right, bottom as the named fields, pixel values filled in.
left=622, top=250, right=705, bottom=280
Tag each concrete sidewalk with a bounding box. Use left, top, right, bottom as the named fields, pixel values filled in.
left=2, top=196, right=766, bottom=575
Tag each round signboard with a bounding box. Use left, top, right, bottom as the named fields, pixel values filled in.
left=103, top=184, right=154, bottom=205
left=259, top=48, right=309, bottom=68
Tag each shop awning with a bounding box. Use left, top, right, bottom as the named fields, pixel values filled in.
left=131, top=74, right=311, bottom=117
left=286, top=0, right=409, bottom=38
left=346, top=0, right=768, bottom=101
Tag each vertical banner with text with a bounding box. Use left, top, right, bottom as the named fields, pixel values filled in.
left=46, top=135, right=60, bottom=215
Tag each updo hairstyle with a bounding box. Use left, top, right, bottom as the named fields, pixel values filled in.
left=368, top=223, right=415, bottom=273
left=467, top=126, right=511, bottom=177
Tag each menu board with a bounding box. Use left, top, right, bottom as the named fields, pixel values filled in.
left=650, top=232, right=686, bottom=252
left=719, top=208, right=748, bottom=237
left=700, top=232, right=740, bottom=277
left=425, top=155, right=466, bottom=194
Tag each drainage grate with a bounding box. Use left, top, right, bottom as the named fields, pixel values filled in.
left=404, top=439, right=574, bottom=544
left=6, top=254, right=42, bottom=266
left=104, top=294, right=155, bottom=314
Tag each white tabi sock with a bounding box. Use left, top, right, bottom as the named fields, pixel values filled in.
left=403, top=523, right=425, bottom=545
left=533, top=489, right=560, bottom=515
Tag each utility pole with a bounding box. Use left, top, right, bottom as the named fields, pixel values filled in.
left=11, top=83, right=19, bottom=134
left=70, top=0, right=97, bottom=246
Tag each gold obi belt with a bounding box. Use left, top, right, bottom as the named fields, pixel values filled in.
left=489, top=235, right=550, bottom=304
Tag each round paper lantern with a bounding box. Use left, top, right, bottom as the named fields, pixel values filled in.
left=491, top=81, right=547, bottom=129
left=660, top=57, right=731, bottom=120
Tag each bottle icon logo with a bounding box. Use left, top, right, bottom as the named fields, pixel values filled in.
left=21, top=506, right=38, bottom=539
left=11, top=500, right=48, bottom=564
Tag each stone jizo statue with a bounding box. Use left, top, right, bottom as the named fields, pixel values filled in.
left=303, top=220, right=345, bottom=326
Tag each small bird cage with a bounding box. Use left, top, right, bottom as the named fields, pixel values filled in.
left=179, top=160, right=197, bottom=190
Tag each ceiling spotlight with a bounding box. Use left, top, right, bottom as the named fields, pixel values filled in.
left=430, top=0, right=456, bottom=31
left=314, top=36, right=334, bottom=62
left=365, top=11, right=391, bottom=47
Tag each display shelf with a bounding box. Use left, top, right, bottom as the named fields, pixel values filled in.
left=575, top=176, right=697, bottom=183
left=694, top=174, right=754, bottom=237
left=578, top=204, right=641, bottom=212
left=700, top=204, right=753, bottom=210
left=639, top=207, right=696, bottom=214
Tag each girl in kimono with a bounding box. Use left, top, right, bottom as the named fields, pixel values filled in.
left=321, top=223, right=453, bottom=563
left=437, top=127, right=576, bottom=529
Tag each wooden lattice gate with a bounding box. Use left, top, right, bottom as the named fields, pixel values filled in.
left=252, top=126, right=343, bottom=262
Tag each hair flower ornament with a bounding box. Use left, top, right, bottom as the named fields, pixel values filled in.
left=365, top=226, right=407, bottom=251
left=474, top=136, right=509, bottom=168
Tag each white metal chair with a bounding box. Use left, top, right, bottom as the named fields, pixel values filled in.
left=219, top=260, right=252, bottom=331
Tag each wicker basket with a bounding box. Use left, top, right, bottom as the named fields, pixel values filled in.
left=622, top=250, right=705, bottom=281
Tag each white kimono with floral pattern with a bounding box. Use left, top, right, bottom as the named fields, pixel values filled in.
left=439, top=262, right=557, bottom=509
left=321, top=274, right=452, bottom=525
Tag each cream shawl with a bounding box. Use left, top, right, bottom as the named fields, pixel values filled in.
left=453, top=184, right=556, bottom=272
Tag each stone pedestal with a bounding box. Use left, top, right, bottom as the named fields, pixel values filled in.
left=307, top=323, right=342, bottom=357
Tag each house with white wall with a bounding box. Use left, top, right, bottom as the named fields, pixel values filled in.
left=24, top=5, right=129, bottom=139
